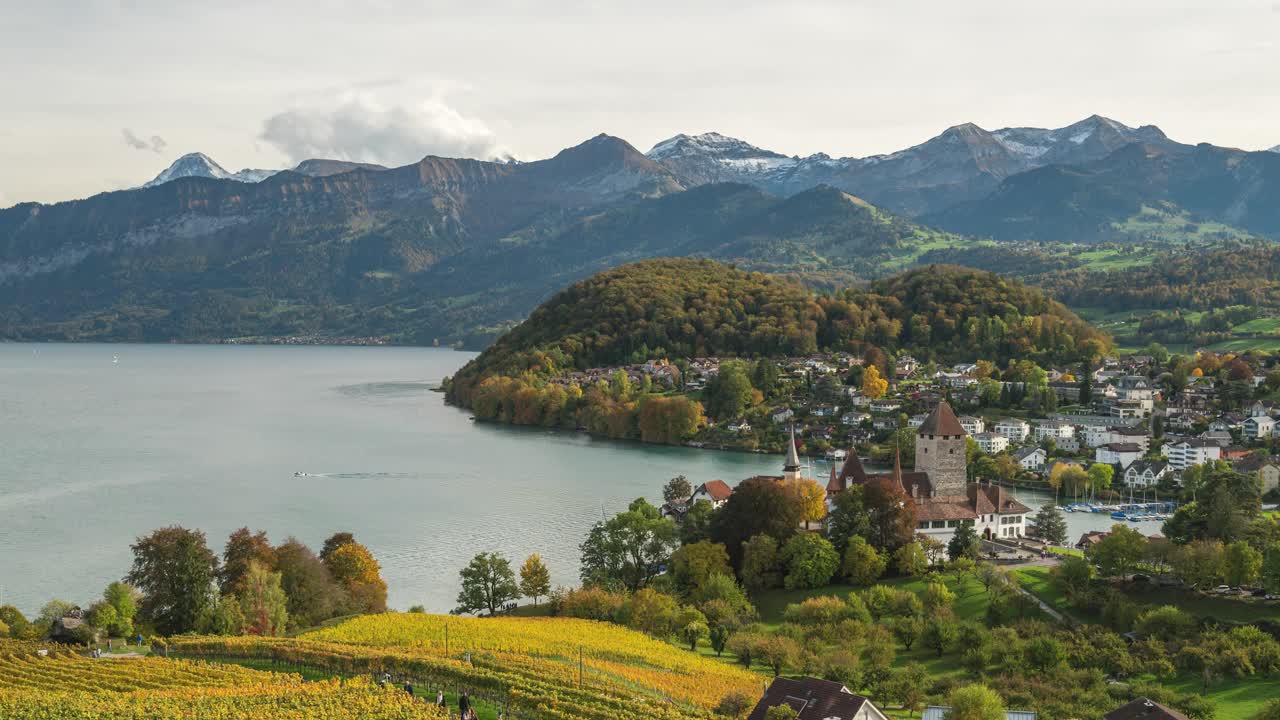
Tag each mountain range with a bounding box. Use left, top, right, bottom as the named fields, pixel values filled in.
left=1, top=115, right=1278, bottom=345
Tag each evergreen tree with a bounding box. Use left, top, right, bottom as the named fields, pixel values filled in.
left=1029, top=503, right=1069, bottom=545
left=1079, top=362, right=1093, bottom=406
left=948, top=524, right=980, bottom=561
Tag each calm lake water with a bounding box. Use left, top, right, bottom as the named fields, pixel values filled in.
left=0, top=343, right=1129, bottom=616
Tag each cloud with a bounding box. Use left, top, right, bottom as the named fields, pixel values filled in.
left=260, top=92, right=509, bottom=166
left=121, top=129, right=167, bottom=153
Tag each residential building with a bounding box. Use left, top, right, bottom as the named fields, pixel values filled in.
left=771, top=406, right=795, bottom=424
left=1243, top=415, right=1276, bottom=441
left=841, top=411, right=870, bottom=426
left=1163, top=439, right=1223, bottom=471
left=1012, top=446, right=1047, bottom=471
left=1096, top=442, right=1143, bottom=468
left=689, top=480, right=733, bottom=509
left=1035, top=420, right=1075, bottom=443
left=994, top=418, right=1030, bottom=442
left=924, top=708, right=1035, bottom=720
left=1104, top=698, right=1190, bottom=720
left=869, top=400, right=901, bottom=413
left=958, top=415, right=985, bottom=436
left=1123, top=460, right=1169, bottom=488
left=749, top=677, right=888, bottom=720
left=1234, top=455, right=1280, bottom=495
left=908, top=413, right=929, bottom=428
left=973, top=432, right=1009, bottom=454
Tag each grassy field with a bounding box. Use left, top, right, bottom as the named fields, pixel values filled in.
left=753, top=574, right=998, bottom=627
left=1164, top=675, right=1280, bottom=720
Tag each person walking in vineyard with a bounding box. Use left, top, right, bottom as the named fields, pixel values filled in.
left=436, top=688, right=445, bottom=706
left=459, top=690, right=471, bottom=718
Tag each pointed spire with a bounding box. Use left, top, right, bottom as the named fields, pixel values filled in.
left=783, top=424, right=801, bottom=474
left=892, top=446, right=906, bottom=494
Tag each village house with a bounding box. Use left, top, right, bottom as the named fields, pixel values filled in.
left=1096, top=442, right=1143, bottom=468
left=1234, top=454, right=1280, bottom=495
left=841, top=411, right=870, bottom=426
left=748, top=677, right=888, bottom=720
left=869, top=399, right=902, bottom=413
left=1249, top=400, right=1278, bottom=417
left=689, top=480, right=733, bottom=509
left=1163, top=438, right=1223, bottom=471
left=1012, top=446, right=1047, bottom=472
left=1104, top=375, right=1156, bottom=417
left=958, top=415, right=985, bottom=435
left=771, top=406, right=795, bottom=424
left=827, top=402, right=1031, bottom=546
left=908, top=413, right=929, bottom=428
left=1123, top=460, right=1170, bottom=488
left=727, top=419, right=752, bottom=433
left=1243, top=414, right=1276, bottom=441
left=1104, top=698, right=1190, bottom=720
left=894, top=355, right=918, bottom=379
left=993, top=418, right=1031, bottom=442
left=973, top=432, right=1009, bottom=454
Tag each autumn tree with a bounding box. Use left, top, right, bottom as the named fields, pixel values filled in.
left=662, top=475, right=693, bottom=505
left=670, top=541, right=733, bottom=598
left=237, top=560, right=289, bottom=636
left=947, top=684, right=1006, bottom=720
left=324, top=538, right=388, bottom=613
left=710, top=478, right=804, bottom=568
left=842, top=536, right=887, bottom=586
left=219, top=528, right=276, bottom=595
left=519, top=554, right=552, bottom=605
left=791, top=478, right=828, bottom=529
left=274, top=538, right=346, bottom=627
left=862, top=365, right=889, bottom=400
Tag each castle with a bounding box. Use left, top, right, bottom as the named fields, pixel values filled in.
left=826, top=400, right=1031, bottom=544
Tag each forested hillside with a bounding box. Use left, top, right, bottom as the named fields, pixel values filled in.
left=446, top=259, right=1109, bottom=409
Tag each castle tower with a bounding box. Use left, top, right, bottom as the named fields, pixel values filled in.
left=783, top=424, right=802, bottom=482
left=915, top=400, right=967, bottom=497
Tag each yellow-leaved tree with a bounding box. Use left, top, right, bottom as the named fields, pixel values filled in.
left=862, top=365, right=888, bottom=399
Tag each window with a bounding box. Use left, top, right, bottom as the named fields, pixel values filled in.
left=931, top=520, right=946, bottom=529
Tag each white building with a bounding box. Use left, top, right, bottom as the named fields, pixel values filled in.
left=1096, top=442, right=1143, bottom=468
left=1244, top=415, right=1276, bottom=441
left=1123, top=460, right=1170, bottom=488
left=958, top=416, right=985, bottom=436
left=1012, top=446, right=1047, bottom=471
left=1163, top=439, right=1223, bottom=471
left=1035, top=421, right=1075, bottom=443
left=973, top=432, right=1009, bottom=454
left=994, top=418, right=1030, bottom=442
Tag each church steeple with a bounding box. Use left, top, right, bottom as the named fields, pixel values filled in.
left=783, top=424, right=802, bottom=481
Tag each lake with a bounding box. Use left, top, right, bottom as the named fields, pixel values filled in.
left=0, top=344, right=792, bottom=615
left=0, top=343, right=1129, bottom=616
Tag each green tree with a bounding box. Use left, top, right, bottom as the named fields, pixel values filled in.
left=1051, top=555, right=1095, bottom=597
left=680, top=499, right=715, bottom=544
left=842, top=536, right=887, bottom=586
left=1264, top=542, right=1280, bottom=594
left=1029, top=503, right=1068, bottom=545
left=96, top=582, right=138, bottom=637
left=923, top=582, right=956, bottom=616
left=626, top=587, right=679, bottom=636
left=740, top=534, right=782, bottom=592
left=126, top=526, right=218, bottom=635
left=922, top=615, right=958, bottom=656
left=705, top=361, right=755, bottom=419
left=1089, top=524, right=1148, bottom=579
left=893, top=615, right=924, bottom=651
left=893, top=542, right=929, bottom=577
left=1024, top=636, right=1066, bottom=671
left=237, top=560, right=289, bottom=636
left=0, top=606, right=31, bottom=639
left=1225, top=541, right=1263, bottom=587
left=670, top=541, right=733, bottom=597
left=580, top=498, right=679, bottom=591
left=946, top=684, right=1006, bottom=720
left=780, top=533, right=839, bottom=590
left=710, top=478, right=804, bottom=567
left=766, top=705, right=800, bottom=720
left=1088, top=463, right=1115, bottom=496
left=662, top=475, right=693, bottom=505
left=196, top=593, right=245, bottom=635
left=676, top=606, right=709, bottom=651
left=519, top=553, right=552, bottom=605
left=454, top=552, right=521, bottom=616
left=825, top=485, right=872, bottom=555
left=948, top=524, right=980, bottom=561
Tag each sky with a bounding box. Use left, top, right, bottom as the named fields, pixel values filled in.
left=1, top=0, right=1278, bottom=206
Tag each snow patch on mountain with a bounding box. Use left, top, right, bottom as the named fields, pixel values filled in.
left=142, top=153, right=279, bottom=188
left=1268, top=145, right=1280, bottom=153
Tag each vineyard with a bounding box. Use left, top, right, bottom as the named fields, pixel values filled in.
left=167, top=613, right=765, bottom=720
left=0, top=650, right=447, bottom=719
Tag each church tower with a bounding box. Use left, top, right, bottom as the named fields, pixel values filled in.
left=783, top=424, right=802, bottom=482
left=914, top=400, right=967, bottom=496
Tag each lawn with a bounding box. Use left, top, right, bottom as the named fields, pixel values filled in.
left=1011, top=566, right=1088, bottom=624
left=1164, top=675, right=1280, bottom=720
left=1115, top=583, right=1280, bottom=624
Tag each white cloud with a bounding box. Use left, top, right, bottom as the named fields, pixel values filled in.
left=121, top=128, right=167, bottom=153
left=259, top=91, right=509, bottom=166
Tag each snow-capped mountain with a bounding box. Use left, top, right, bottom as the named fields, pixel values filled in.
left=646, top=115, right=1178, bottom=216
left=1269, top=145, right=1280, bottom=153
left=142, top=152, right=279, bottom=188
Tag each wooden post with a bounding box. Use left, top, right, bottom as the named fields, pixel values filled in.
left=578, top=645, right=583, bottom=689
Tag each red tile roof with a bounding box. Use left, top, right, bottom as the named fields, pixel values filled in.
left=697, top=480, right=733, bottom=502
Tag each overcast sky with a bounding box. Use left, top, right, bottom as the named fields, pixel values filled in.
left=2, top=0, right=1278, bottom=205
